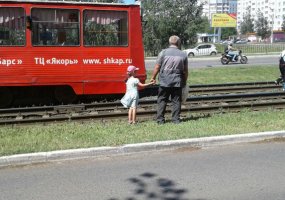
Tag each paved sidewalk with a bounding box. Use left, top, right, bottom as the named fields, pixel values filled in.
left=0, top=130, right=284, bottom=168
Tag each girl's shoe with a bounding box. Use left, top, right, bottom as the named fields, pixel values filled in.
left=128, top=121, right=132, bottom=124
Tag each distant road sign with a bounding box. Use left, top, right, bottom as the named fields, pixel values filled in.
left=211, top=13, right=237, bottom=28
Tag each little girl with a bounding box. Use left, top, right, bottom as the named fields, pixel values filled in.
left=121, top=65, right=154, bottom=124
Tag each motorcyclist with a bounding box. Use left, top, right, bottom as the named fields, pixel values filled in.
left=225, top=43, right=238, bottom=61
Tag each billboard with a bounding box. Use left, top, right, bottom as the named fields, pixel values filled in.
left=211, top=13, right=237, bottom=28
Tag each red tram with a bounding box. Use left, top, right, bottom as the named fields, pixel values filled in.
left=0, top=0, right=146, bottom=107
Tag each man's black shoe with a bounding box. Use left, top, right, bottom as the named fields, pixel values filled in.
left=275, top=77, right=283, bottom=85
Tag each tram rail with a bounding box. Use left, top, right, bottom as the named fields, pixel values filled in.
left=1, top=89, right=285, bottom=125
left=144, top=81, right=280, bottom=97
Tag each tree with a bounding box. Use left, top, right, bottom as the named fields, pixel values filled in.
left=281, top=15, right=285, bottom=32
left=142, top=0, right=204, bottom=55
left=199, top=16, right=213, bottom=34
left=240, top=6, right=254, bottom=35
left=221, top=27, right=237, bottom=40
left=254, top=9, right=271, bottom=40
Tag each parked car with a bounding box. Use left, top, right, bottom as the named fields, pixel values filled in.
left=235, top=39, right=248, bottom=44
left=220, top=40, right=233, bottom=45
left=183, top=44, right=217, bottom=57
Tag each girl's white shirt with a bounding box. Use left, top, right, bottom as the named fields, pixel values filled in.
left=126, top=76, right=139, bottom=99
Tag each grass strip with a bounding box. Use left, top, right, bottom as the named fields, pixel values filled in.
left=188, top=65, right=279, bottom=84
left=1, top=109, right=285, bottom=156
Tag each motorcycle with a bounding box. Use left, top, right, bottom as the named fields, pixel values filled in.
left=220, top=50, right=248, bottom=65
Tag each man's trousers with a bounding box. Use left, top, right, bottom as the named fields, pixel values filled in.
left=157, top=86, right=182, bottom=123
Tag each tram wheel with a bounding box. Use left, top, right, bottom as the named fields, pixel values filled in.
left=54, top=86, right=77, bottom=104
left=0, top=87, right=13, bottom=108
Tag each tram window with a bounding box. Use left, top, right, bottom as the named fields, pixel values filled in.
left=0, top=7, right=25, bottom=46
left=83, top=10, right=128, bottom=46
left=31, top=8, right=79, bottom=46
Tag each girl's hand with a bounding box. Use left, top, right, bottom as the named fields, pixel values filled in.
left=150, top=79, right=156, bottom=85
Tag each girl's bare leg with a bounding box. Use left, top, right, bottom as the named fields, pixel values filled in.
left=128, top=108, right=132, bottom=124
left=132, top=108, right=137, bottom=123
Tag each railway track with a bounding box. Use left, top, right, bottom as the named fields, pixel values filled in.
left=189, top=82, right=280, bottom=95
left=143, top=81, right=281, bottom=97
left=1, top=83, right=285, bottom=125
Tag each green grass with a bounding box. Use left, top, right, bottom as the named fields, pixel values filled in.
left=1, top=65, right=284, bottom=156
left=147, top=65, right=280, bottom=85
left=189, top=65, right=279, bottom=84
left=1, top=109, right=285, bottom=156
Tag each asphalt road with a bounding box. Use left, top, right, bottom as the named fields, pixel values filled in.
left=1, top=140, right=285, bottom=200
left=145, top=54, right=279, bottom=70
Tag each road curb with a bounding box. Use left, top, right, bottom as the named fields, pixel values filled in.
left=0, top=130, right=284, bottom=168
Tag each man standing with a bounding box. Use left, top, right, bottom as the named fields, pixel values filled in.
left=150, top=35, right=188, bottom=124
left=278, top=50, right=285, bottom=91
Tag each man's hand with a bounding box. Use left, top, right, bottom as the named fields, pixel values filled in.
left=151, top=64, right=160, bottom=85
left=150, top=78, right=156, bottom=84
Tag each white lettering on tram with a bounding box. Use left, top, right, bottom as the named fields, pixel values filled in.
left=83, top=57, right=132, bottom=65
left=103, top=57, right=124, bottom=65
left=82, top=59, right=101, bottom=64
left=34, top=57, right=45, bottom=66
left=34, top=57, right=79, bottom=66
left=1, top=57, right=133, bottom=67
left=0, top=58, right=22, bottom=67
left=49, top=58, right=78, bottom=66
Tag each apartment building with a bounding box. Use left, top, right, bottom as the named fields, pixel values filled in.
left=237, top=0, right=285, bottom=32
left=201, top=0, right=237, bottom=20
